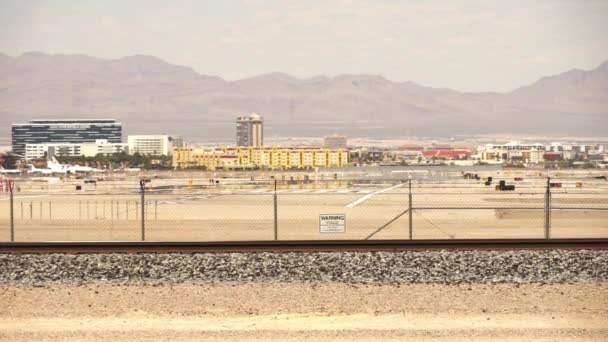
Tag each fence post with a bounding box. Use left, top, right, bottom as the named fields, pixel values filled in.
left=9, top=180, right=14, bottom=242
left=408, top=180, right=413, bottom=240
left=140, top=179, right=146, bottom=241
left=544, top=177, right=551, bottom=239
left=274, top=179, right=278, bottom=240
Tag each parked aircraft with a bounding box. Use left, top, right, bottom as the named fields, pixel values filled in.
left=27, top=164, right=64, bottom=175
left=47, top=158, right=102, bottom=173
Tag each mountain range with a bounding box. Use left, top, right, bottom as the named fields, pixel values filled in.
left=1, top=52, right=607, bottom=141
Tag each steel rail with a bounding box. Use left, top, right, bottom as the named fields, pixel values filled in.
left=1, top=239, right=607, bottom=254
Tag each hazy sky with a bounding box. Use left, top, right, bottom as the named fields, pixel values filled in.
left=1, top=0, right=607, bottom=92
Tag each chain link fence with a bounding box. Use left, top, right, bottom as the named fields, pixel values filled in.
left=1, top=178, right=607, bottom=242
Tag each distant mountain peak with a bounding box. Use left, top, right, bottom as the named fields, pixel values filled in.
left=333, top=74, right=390, bottom=82
left=19, top=51, right=47, bottom=58
left=512, top=58, right=608, bottom=96
left=596, top=59, right=608, bottom=71
left=115, top=54, right=170, bottom=65
left=0, top=51, right=606, bottom=140
left=247, top=72, right=300, bottom=82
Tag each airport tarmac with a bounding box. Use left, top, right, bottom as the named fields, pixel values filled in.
left=0, top=171, right=606, bottom=241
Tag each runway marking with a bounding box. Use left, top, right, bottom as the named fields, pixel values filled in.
left=346, top=183, right=404, bottom=208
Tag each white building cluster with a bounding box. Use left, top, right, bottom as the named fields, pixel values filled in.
left=477, top=141, right=545, bottom=164
left=127, top=135, right=183, bottom=156
left=25, top=139, right=128, bottom=160
left=477, top=141, right=606, bottom=164
left=24, top=135, right=184, bottom=160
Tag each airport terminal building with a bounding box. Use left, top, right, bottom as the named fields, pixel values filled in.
left=11, top=119, right=122, bottom=158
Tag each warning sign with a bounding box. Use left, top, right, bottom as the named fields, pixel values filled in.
left=319, top=214, right=346, bottom=233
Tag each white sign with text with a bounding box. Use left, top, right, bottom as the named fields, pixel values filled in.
left=319, top=214, right=346, bottom=233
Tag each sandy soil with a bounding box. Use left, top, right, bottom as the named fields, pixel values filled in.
left=1, top=283, right=607, bottom=341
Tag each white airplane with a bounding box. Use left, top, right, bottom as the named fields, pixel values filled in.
left=47, top=158, right=102, bottom=173
left=0, top=167, right=21, bottom=174
left=27, top=164, right=65, bottom=175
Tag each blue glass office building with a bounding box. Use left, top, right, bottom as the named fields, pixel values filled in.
left=11, top=119, right=122, bottom=158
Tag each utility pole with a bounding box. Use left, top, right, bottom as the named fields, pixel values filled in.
left=9, top=179, right=14, bottom=242
left=408, top=180, right=413, bottom=240
left=140, top=179, right=146, bottom=241
left=544, top=177, right=551, bottom=239
left=274, top=179, right=278, bottom=240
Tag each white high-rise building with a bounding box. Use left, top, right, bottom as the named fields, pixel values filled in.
left=236, top=113, right=264, bottom=147
left=128, top=135, right=175, bottom=155
left=12, top=119, right=122, bottom=159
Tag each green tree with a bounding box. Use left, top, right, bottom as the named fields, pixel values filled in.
left=0, top=153, right=18, bottom=169
left=130, top=152, right=144, bottom=167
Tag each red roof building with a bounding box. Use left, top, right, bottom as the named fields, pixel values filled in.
left=543, top=153, right=562, bottom=161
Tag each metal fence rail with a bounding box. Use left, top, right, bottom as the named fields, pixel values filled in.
left=1, top=178, right=607, bottom=242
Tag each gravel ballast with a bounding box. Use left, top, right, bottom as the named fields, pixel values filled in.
left=1, top=250, right=607, bottom=286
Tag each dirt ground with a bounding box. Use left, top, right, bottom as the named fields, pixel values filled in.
left=1, top=283, right=607, bottom=341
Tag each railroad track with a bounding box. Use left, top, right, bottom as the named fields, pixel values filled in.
left=1, top=239, right=607, bottom=254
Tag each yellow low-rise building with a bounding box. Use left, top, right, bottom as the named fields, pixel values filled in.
left=173, top=146, right=349, bottom=170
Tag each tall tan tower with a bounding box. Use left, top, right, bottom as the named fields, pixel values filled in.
left=236, top=113, right=263, bottom=147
